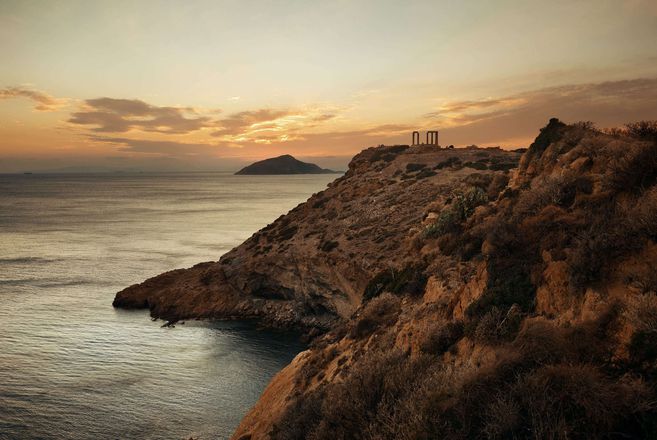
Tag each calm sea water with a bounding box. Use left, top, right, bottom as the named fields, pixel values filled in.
left=0, top=172, right=336, bottom=440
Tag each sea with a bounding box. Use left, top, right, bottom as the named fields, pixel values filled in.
left=0, top=172, right=337, bottom=440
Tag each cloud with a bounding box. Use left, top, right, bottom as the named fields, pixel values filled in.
left=89, top=135, right=218, bottom=155
left=427, top=77, right=657, bottom=146
left=69, top=97, right=213, bottom=134
left=210, top=107, right=343, bottom=143
left=0, top=86, right=67, bottom=111
left=427, top=97, right=524, bottom=117
left=211, top=109, right=294, bottom=136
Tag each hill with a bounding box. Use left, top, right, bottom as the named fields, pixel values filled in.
left=235, top=154, right=339, bottom=175
left=114, top=119, right=657, bottom=439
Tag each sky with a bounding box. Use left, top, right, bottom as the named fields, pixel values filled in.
left=1, top=0, right=657, bottom=172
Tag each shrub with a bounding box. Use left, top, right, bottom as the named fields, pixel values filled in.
left=606, top=141, right=657, bottom=192
left=423, top=208, right=461, bottom=238
left=363, top=264, right=428, bottom=300
left=277, top=225, right=298, bottom=240
left=405, top=163, right=426, bottom=172
left=435, top=156, right=461, bottom=169
left=466, top=265, right=535, bottom=319
left=416, top=168, right=437, bottom=179
left=487, top=173, right=510, bottom=200
left=420, top=320, right=464, bottom=354
left=489, top=161, right=516, bottom=171
left=625, top=120, right=657, bottom=143
left=455, top=186, right=488, bottom=218
left=463, top=173, right=493, bottom=190
left=629, top=330, right=657, bottom=366
left=369, top=145, right=409, bottom=163
left=470, top=305, right=522, bottom=344
left=464, top=161, right=488, bottom=170
left=513, top=174, right=577, bottom=217
left=351, top=292, right=401, bottom=339
left=512, top=364, right=652, bottom=439
left=425, top=187, right=488, bottom=239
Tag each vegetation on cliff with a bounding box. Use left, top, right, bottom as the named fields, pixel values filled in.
left=241, top=120, right=657, bottom=440
left=115, top=119, right=657, bottom=439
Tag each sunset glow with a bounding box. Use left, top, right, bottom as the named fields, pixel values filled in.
left=1, top=0, right=657, bottom=172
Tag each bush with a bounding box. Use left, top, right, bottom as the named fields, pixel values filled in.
left=487, top=173, right=510, bottom=200
left=625, top=120, right=657, bottom=143
left=606, top=141, right=657, bottom=192
left=351, top=293, right=401, bottom=339
left=464, top=161, right=488, bottom=170
left=463, top=173, right=493, bottom=190
left=423, top=208, right=461, bottom=238
left=424, top=187, right=488, bottom=239
left=435, top=156, right=461, bottom=169
left=420, top=320, right=464, bottom=354
left=416, top=168, right=437, bottom=179
left=405, top=163, right=426, bottom=172
left=363, top=264, right=427, bottom=300
left=369, top=145, right=409, bottom=163
left=489, top=161, right=516, bottom=171
left=469, top=305, right=523, bottom=344
left=466, top=265, right=535, bottom=319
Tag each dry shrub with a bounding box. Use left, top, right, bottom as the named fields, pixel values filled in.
left=272, top=349, right=436, bottom=440
left=605, top=141, right=657, bottom=192
left=625, top=120, right=657, bottom=142
left=363, top=264, right=427, bottom=300
left=626, top=294, right=657, bottom=332
left=624, top=186, right=657, bottom=240
left=274, top=312, right=655, bottom=440
left=486, top=173, right=509, bottom=200
left=420, top=320, right=464, bottom=354
left=514, top=364, right=652, bottom=439
left=463, top=172, right=493, bottom=191
left=482, top=394, right=521, bottom=439
left=470, top=305, right=522, bottom=344
left=513, top=173, right=577, bottom=218
left=297, top=344, right=340, bottom=387
left=625, top=293, right=657, bottom=366
left=350, top=292, right=401, bottom=339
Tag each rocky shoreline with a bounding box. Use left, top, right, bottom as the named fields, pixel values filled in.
left=113, top=143, right=521, bottom=336
left=115, top=120, right=657, bottom=439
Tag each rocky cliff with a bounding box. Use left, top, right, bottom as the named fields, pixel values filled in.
left=115, top=119, right=657, bottom=439
left=114, top=143, right=520, bottom=333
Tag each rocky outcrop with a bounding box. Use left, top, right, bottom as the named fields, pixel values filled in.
left=116, top=120, right=657, bottom=439
left=233, top=121, right=657, bottom=440
left=114, top=144, right=520, bottom=333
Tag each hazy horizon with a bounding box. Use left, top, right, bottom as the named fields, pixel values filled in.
left=2, top=0, right=657, bottom=172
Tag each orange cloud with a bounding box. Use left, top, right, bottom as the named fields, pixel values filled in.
left=68, top=97, right=213, bottom=134
left=0, top=86, right=67, bottom=111
left=431, top=77, right=657, bottom=147
left=211, top=109, right=293, bottom=136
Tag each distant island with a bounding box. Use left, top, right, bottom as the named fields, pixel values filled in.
left=235, top=154, right=340, bottom=175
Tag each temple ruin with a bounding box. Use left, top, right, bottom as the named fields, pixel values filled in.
left=411, top=130, right=439, bottom=146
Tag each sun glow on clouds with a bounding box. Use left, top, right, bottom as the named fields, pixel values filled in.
left=0, top=86, right=68, bottom=112
left=2, top=75, right=657, bottom=170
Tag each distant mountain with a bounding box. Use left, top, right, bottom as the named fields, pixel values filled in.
left=235, top=154, right=339, bottom=175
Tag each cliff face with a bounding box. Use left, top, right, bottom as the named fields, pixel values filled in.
left=114, top=144, right=520, bottom=333
left=233, top=121, right=657, bottom=440
left=115, top=120, right=657, bottom=439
